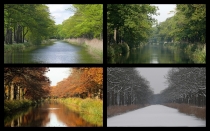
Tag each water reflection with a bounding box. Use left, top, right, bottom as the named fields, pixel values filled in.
left=4, top=41, right=98, bottom=64
left=45, top=113, right=67, bottom=127
left=4, top=102, right=97, bottom=127
left=108, top=44, right=194, bottom=64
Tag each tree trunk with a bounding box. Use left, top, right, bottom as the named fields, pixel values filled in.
left=10, top=82, right=14, bottom=100
left=114, top=28, right=116, bottom=43
left=5, top=28, right=13, bottom=44
left=19, top=87, right=22, bottom=100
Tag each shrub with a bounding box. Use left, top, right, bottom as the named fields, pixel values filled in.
left=121, top=42, right=130, bottom=54
left=107, top=45, right=115, bottom=58
left=112, top=44, right=122, bottom=55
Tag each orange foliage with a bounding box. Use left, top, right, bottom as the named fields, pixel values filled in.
left=50, top=68, right=103, bottom=99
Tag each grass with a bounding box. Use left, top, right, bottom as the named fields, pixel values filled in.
left=107, top=104, right=148, bottom=118
left=163, top=43, right=206, bottom=63
left=4, top=39, right=55, bottom=53
left=4, top=99, right=34, bottom=115
left=53, top=98, right=103, bottom=126
left=164, top=103, right=206, bottom=120
left=64, top=38, right=103, bottom=63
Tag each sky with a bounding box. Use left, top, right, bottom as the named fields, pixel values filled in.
left=135, top=68, right=171, bottom=94
left=151, top=4, right=177, bottom=24
left=107, top=105, right=206, bottom=127
left=46, top=4, right=74, bottom=25
left=45, top=68, right=71, bottom=86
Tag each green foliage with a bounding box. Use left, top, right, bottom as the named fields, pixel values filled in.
left=151, top=4, right=206, bottom=44
left=107, top=4, right=158, bottom=47
left=4, top=4, right=56, bottom=45
left=59, top=4, right=103, bottom=39
left=55, top=98, right=103, bottom=126
left=121, top=43, right=130, bottom=54
left=112, top=44, right=122, bottom=55
left=4, top=100, right=33, bottom=115
left=107, top=45, right=115, bottom=59
left=192, top=45, right=206, bottom=63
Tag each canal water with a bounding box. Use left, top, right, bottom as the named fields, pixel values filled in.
left=4, top=102, right=98, bottom=127
left=4, top=41, right=98, bottom=63
left=108, top=44, right=194, bottom=64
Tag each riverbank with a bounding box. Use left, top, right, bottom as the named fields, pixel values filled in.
left=50, top=98, right=103, bottom=126
left=4, top=39, right=56, bottom=53
left=4, top=99, right=35, bottom=115
left=64, top=38, right=103, bottom=63
left=107, top=104, right=148, bottom=118
left=163, top=43, right=206, bottom=63
left=107, top=103, right=205, bottom=120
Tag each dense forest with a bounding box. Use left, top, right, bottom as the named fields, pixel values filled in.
left=4, top=67, right=50, bottom=101
left=156, top=67, right=206, bottom=107
left=50, top=67, right=103, bottom=100
left=107, top=4, right=158, bottom=48
left=4, top=67, right=103, bottom=101
left=107, top=68, right=153, bottom=106
left=4, top=4, right=103, bottom=45
left=149, top=4, right=206, bottom=44
left=54, top=4, right=103, bottom=40
left=4, top=4, right=55, bottom=45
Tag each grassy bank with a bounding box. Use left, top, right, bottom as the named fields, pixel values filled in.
left=107, top=104, right=148, bottom=118
left=107, top=103, right=206, bottom=120
left=164, top=103, right=206, bottom=120
left=4, top=99, right=35, bottom=115
left=64, top=38, right=103, bottom=63
left=4, top=39, right=56, bottom=53
left=53, top=98, right=103, bottom=127
left=163, top=43, right=206, bottom=63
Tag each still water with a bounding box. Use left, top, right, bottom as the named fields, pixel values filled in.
left=108, top=44, right=194, bottom=64
left=4, top=41, right=98, bottom=63
left=4, top=102, right=98, bottom=127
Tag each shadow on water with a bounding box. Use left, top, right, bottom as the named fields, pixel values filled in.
left=4, top=101, right=98, bottom=127
left=108, top=44, right=194, bottom=64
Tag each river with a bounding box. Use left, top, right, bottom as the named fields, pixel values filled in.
left=108, top=44, right=194, bottom=64
left=4, top=102, right=98, bottom=127
left=4, top=41, right=99, bottom=63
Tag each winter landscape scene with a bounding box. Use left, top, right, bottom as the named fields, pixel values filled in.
left=107, top=68, right=206, bottom=127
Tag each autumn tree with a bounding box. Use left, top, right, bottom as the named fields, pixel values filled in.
left=51, top=67, right=103, bottom=100
left=4, top=67, right=51, bottom=101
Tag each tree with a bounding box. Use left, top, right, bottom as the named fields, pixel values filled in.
left=107, top=67, right=153, bottom=106
left=159, top=67, right=206, bottom=107
left=4, top=67, right=51, bottom=101
left=59, top=4, right=103, bottom=39
left=4, top=4, right=56, bottom=45
left=107, top=4, right=158, bottom=48
left=51, top=67, right=103, bottom=100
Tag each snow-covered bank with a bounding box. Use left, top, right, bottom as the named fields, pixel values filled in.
left=107, top=104, right=206, bottom=127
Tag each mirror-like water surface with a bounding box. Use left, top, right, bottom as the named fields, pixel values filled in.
left=108, top=44, right=193, bottom=64
left=4, top=102, right=98, bottom=127
left=4, top=41, right=98, bottom=63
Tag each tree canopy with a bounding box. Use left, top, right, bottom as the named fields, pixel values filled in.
left=107, top=4, right=158, bottom=48
left=51, top=67, right=103, bottom=100
left=4, top=67, right=51, bottom=101
left=55, top=4, right=103, bottom=40
left=4, top=4, right=55, bottom=44
left=149, top=4, right=206, bottom=44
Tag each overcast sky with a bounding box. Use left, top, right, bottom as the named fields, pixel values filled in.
left=46, top=4, right=74, bottom=25
left=151, top=4, right=176, bottom=24
left=135, top=68, right=171, bottom=94
left=45, top=68, right=71, bottom=86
